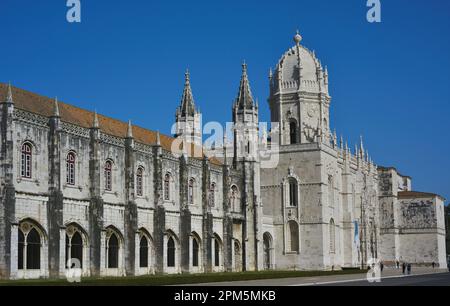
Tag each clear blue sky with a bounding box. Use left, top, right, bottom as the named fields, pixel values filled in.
left=1, top=0, right=449, bottom=203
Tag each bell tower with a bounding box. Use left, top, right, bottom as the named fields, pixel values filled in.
left=174, top=70, right=202, bottom=147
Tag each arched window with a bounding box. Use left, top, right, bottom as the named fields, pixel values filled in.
left=209, top=183, right=216, bottom=207
left=164, top=174, right=171, bottom=201
left=105, top=161, right=113, bottom=191
left=289, top=177, right=298, bottom=207
left=18, top=222, right=43, bottom=270
left=289, top=120, right=298, bottom=144
left=263, top=233, right=272, bottom=270
left=136, top=167, right=144, bottom=197
left=66, top=231, right=83, bottom=268
left=66, top=152, right=76, bottom=185
left=139, top=235, right=149, bottom=268
left=188, top=178, right=195, bottom=205
left=21, top=143, right=32, bottom=178
left=214, top=238, right=221, bottom=267
left=107, top=233, right=119, bottom=268
left=192, top=237, right=199, bottom=267
left=167, top=236, right=175, bottom=267
left=328, top=175, right=334, bottom=207
left=287, top=221, right=299, bottom=253
left=330, top=218, right=335, bottom=254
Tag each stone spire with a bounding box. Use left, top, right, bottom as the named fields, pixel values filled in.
left=93, top=110, right=99, bottom=129
left=53, top=97, right=60, bottom=117
left=359, top=135, right=365, bottom=158
left=179, top=69, right=197, bottom=117
left=6, top=82, right=13, bottom=103
left=127, top=120, right=133, bottom=138
left=235, top=62, right=255, bottom=110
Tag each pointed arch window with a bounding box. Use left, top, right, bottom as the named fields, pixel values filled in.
left=214, top=238, right=221, bottom=267
left=107, top=233, right=119, bottom=268
left=139, top=235, right=149, bottom=268
left=66, top=230, right=83, bottom=269
left=21, top=143, right=32, bottom=178
left=188, top=178, right=195, bottom=205
left=105, top=160, right=113, bottom=191
left=167, top=236, right=175, bottom=267
left=66, top=152, right=76, bottom=185
left=136, top=167, right=144, bottom=197
left=192, top=237, right=200, bottom=267
left=18, top=222, right=42, bottom=270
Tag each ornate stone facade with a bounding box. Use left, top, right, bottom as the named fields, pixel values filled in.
left=0, top=32, right=446, bottom=280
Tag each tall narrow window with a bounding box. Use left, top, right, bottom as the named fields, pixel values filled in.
left=105, top=161, right=112, bottom=191
left=330, top=219, right=336, bottom=254
left=66, top=152, right=76, bottom=185
left=167, top=236, right=175, bottom=267
left=209, top=183, right=216, bottom=207
left=66, top=231, right=83, bottom=269
left=192, top=238, right=199, bottom=267
left=27, top=228, right=41, bottom=269
left=289, top=120, right=298, bottom=144
left=139, top=236, right=149, bottom=268
left=214, top=239, right=220, bottom=267
left=18, top=230, right=25, bottom=270
left=107, top=233, right=119, bottom=268
left=21, top=143, right=32, bottom=178
left=136, top=167, right=144, bottom=197
left=164, top=174, right=171, bottom=201
left=289, top=178, right=298, bottom=207
left=188, top=178, right=194, bottom=204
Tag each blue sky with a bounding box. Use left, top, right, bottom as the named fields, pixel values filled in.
left=1, top=0, right=449, bottom=203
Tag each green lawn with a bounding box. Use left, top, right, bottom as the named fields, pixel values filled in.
left=0, top=268, right=367, bottom=286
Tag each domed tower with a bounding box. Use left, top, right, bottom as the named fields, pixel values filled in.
left=269, top=31, right=330, bottom=145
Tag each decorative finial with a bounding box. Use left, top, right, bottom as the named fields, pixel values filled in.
left=93, top=110, right=99, bottom=128
left=242, top=60, right=247, bottom=72
left=127, top=120, right=133, bottom=138
left=185, top=68, right=190, bottom=83
left=269, top=67, right=273, bottom=79
left=294, top=29, right=302, bottom=45
left=6, top=82, right=13, bottom=103
left=53, top=97, right=60, bottom=117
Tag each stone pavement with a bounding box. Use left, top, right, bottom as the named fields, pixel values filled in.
left=184, top=267, right=448, bottom=286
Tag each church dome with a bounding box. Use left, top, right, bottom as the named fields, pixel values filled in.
left=270, top=31, right=328, bottom=95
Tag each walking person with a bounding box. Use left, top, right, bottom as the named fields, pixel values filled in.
left=407, top=263, right=412, bottom=275
left=380, top=261, right=384, bottom=273
left=402, top=262, right=406, bottom=274
left=432, top=261, right=435, bottom=269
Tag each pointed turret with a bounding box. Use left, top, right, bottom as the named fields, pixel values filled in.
left=92, top=110, right=99, bottom=129
left=127, top=120, right=133, bottom=138
left=359, top=135, right=365, bottom=158
left=5, top=82, right=13, bottom=104
left=235, top=63, right=256, bottom=110
left=178, top=69, right=197, bottom=117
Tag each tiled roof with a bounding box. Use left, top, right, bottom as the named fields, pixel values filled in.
left=0, top=83, right=221, bottom=165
